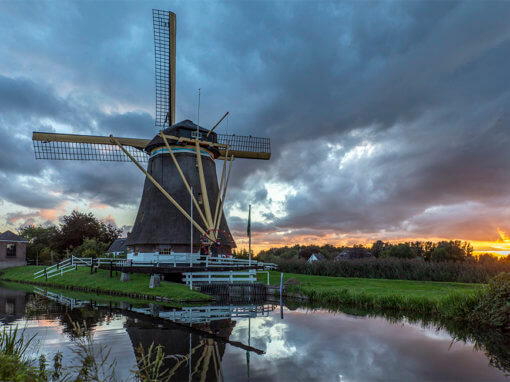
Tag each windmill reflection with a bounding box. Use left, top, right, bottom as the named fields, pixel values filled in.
left=32, top=287, right=274, bottom=381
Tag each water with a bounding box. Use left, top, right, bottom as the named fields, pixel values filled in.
left=0, top=283, right=508, bottom=382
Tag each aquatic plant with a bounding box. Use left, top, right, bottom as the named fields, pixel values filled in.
left=132, top=342, right=187, bottom=382
left=68, top=319, right=117, bottom=382
left=0, top=325, right=36, bottom=361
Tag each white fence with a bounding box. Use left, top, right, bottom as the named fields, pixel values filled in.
left=183, top=269, right=257, bottom=288
left=33, top=256, right=125, bottom=279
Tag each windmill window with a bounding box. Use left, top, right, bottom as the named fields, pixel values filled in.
left=151, top=160, right=155, bottom=173
left=159, top=246, right=172, bottom=255
left=140, top=212, right=144, bottom=223
left=191, top=131, right=204, bottom=140
left=6, top=244, right=16, bottom=257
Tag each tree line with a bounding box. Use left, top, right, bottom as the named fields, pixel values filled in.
left=19, top=210, right=122, bottom=264
left=256, top=240, right=498, bottom=263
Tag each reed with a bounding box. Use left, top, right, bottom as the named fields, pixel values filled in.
left=273, top=257, right=510, bottom=283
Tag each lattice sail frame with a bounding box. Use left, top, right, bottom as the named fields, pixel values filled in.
left=153, top=9, right=176, bottom=127
left=32, top=132, right=271, bottom=161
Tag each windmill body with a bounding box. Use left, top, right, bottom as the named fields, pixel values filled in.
left=31, top=10, right=270, bottom=265
left=127, top=119, right=233, bottom=255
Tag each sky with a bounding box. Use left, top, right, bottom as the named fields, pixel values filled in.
left=1, top=0, right=510, bottom=253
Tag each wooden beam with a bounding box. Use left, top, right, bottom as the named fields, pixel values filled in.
left=160, top=131, right=209, bottom=229
left=33, top=132, right=149, bottom=150
left=206, top=111, right=229, bottom=137
left=212, top=147, right=229, bottom=231
left=109, top=135, right=211, bottom=239
left=214, top=155, right=234, bottom=233
left=195, top=139, right=214, bottom=229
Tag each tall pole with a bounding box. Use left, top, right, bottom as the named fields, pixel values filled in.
left=248, top=204, right=252, bottom=266
left=190, top=186, right=193, bottom=267
left=197, top=88, right=201, bottom=136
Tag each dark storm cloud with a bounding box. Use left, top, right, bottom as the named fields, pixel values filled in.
left=1, top=1, right=510, bottom=241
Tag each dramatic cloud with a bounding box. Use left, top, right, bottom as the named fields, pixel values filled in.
left=1, top=1, right=510, bottom=249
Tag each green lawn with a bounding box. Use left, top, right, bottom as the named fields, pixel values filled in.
left=0, top=266, right=210, bottom=302
left=261, top=271, right=484, bottom=316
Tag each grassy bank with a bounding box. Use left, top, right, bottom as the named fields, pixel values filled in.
left=263, top=271, right=483, bottom=318
left=0, top=266, right=211, bottom=303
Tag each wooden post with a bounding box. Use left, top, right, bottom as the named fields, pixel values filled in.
left=90, top=259, right=94, bottom=274
left=195, top=139, right=213, bottom=228
left=214, top=155, right=234, bottom=233
left=212, top=146, right=229, bottom=230
left=45, top=267, right=47, bottom=281
left=110, top=260, right=113, bottom=278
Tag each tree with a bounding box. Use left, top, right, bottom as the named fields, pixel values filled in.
left=382, top=243, right=416, bottom=259
left=19, top=225, right=58, bottom=264
left=54, top=210, right=121, bottom=253
left=74, top=238, right=110, bottom=258
left=370, top=240, right=385, bottom=258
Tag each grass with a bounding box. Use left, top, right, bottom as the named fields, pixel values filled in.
left=0, top=266, right=211, bottom=303
left=261, top=271, right=484, bottom=318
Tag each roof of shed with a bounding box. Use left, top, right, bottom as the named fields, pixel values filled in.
left=107, top=238, right=128, bottom=253
left=0, top=230, right=28, bottom=242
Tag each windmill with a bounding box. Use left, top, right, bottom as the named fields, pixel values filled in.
left=32, top=9, right=270, bottom=260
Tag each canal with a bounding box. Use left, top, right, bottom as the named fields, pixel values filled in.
left=0, top=283, right=508, bottom=381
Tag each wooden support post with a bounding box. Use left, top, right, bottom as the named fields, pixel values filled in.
left=195, top=139, right=213, bottom=228
left=110, top=135, right=212, bottom=240
left=110, top=260, right=113, bottom=278
left=90, top=259, right=93, bottom=274
left=160, top=132, right=209, bottom=229
left=214, top=155, right=234, bottom=233
left=212, top=147, right=229, bottom=232
left=45, top=268, right=47, bottom=281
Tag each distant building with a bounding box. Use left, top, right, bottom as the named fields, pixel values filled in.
left=307, top=253, right=326, bottom=263
left=335, top=248, right=372, bottom=261
left=0, top=231, right=28, bottom=269
left=107, top=238, right=128, bottom=257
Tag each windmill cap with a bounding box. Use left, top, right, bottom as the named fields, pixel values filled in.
left=145, top=119, right=217, bottom=154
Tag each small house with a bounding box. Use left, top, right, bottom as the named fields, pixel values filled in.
left=107, top=238, right=128, bottom=257
left=307, top=252, right=325, bottom=263
left=0, top=231, right=28, bottom=269
left=335, top=248, right=372, bottom=261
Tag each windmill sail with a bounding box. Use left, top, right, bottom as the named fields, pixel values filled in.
left=32, top=132, right=149, bottom=162
left=32, top=130, right=271, bottom=161
left=153, top=9, right=176, bottom=127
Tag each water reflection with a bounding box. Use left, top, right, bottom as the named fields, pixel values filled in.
left=0, top=284, right=509, bottom=381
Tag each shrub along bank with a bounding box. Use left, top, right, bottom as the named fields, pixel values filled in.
left=273, top=257, right=510, bottom=283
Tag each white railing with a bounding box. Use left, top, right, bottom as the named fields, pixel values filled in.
left=183, top=269, right=257, bottom=288
left=126, top=253, right=277, bottom=270
left=33, top=256, right=126, bottom=279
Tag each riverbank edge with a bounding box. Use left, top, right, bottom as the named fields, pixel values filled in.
left=263, top=272, right=485, bottom=321
left=0, top=267, right=213, bottom=303
left=0, top=278, right=212, bottom=303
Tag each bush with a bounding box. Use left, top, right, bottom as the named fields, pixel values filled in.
left=471, top=273, right=510, bottom=330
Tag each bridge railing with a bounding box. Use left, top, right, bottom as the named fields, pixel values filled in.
left=182, top=269, right=257, bottom=288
